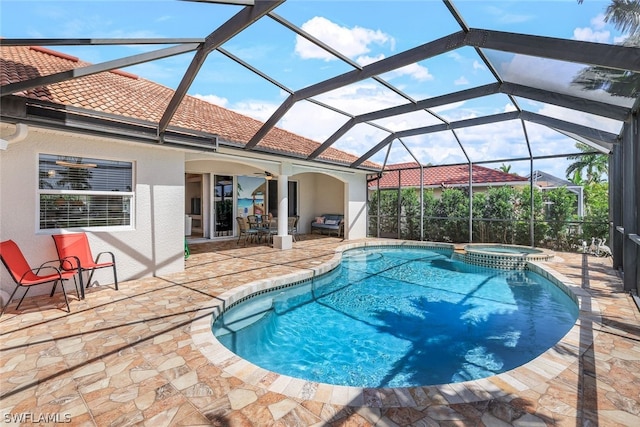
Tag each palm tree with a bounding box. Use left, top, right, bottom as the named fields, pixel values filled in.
left=579, top=0, right=640, bottom=36
left=574, top=1, right=640, bottom=98
left=498, top=163, right=512, bottom=174
left=565, top=143, right=608, bottom=185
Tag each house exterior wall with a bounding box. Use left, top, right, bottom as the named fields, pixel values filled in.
left=346, top=177, right=368, bottom=239
left=313, top=175, right=343, bottom=216
left=308, top=171, right=367, bottom=240
left=292, top=173, right=317, bottom=235
left=0, top=126, right=185, bottom=303
left=0, top=125, right=370, bottom=306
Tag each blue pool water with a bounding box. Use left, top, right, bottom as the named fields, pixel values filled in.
left=213, top=247, right=578, bottom=388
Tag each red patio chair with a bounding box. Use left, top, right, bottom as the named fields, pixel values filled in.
left=52, top=233, right=118, bottom=299
left=0, top=240, right=77, bottom=317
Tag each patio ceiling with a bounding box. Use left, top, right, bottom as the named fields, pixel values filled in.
left=1, top=0, right=639, bottom=174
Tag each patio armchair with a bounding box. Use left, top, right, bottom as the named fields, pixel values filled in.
left=268, top=218, right=278, bottom=243
left=0, top=239, right=78, bottom=316
left=288, top=216, right=299, bottom=242
left=246, top=215, right=259, bottom=229
left=51, top=233, right=118, bottom=299
left=236, top=217, right=259, bottom=245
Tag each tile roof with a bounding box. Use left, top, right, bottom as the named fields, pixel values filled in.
left=1, top=45, right=377, bottom=169
left=370, top=162, right=529, bottom=189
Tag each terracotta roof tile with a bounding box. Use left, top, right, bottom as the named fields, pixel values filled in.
left=1, top=45, right=379, bottom=169
left=370, top=162, right=529, bottom=189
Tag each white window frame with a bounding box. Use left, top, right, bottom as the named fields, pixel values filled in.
left=37, top=153, right=135, bottom=232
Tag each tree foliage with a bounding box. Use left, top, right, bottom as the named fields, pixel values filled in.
left=574, top=1, right=640, bottom=98
left=566, top=143, right=608, bottom=185
left=368, top=182, right=609, bottom=250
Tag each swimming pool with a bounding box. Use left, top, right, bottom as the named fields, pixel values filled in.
left=212, top=245, right=578, bottom=388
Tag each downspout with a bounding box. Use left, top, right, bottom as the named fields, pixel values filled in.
left=0, top=123, right=29, bottom=150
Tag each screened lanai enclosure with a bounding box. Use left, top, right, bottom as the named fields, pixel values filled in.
left=1, top=0, right=639, bottom=294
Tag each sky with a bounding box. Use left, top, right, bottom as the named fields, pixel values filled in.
left=0, top=0, right=631, bottom=180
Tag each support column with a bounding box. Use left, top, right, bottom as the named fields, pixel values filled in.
left=530, top=159, right=534, bottom=247
left=273, top=169, right=292, bottom=250
left=468, top=162, right=473, bottom=243
left=622, top=118, right=638, bottom=292
left=636, top=113, right=640, bottom=294
left=611, top=143, right=623, bottom=267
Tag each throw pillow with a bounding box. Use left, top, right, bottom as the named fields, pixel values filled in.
left=315, top=216, right=325, bottom=224
left=325, top=219, right=337, bottom=225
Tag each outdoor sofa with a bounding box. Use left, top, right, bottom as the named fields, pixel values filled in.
left=311, top=214, right=344, bottom=237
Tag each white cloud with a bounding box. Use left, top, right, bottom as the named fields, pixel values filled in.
left=484, top=5, right=534, bottom=25
left=536, top=103, right=621, bottom=134
left=454, top=76, right=469, bottom=86
left=614, top=35, right=628, bottom=44
left=591, top=13, right=607, bottom=30
left=473, top=60, right=485, bottom=71
left=448, top=51, right=463, bottom=62
left=229, top=100, right=279, bottom=123
left=573, top=27, right=611, bottom=43
left=295, top=16, right=393, bottom=61
left=573, top=13, right=610, bottom=43
left=356, top=54, right=386, bottom=66
left=388, top=63, right=434, bottom=82
left=503, top=103, right=517, bottom=113
left=193, top=94, right=229, bottom=108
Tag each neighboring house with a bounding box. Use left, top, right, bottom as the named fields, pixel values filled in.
left=368, top=162, right=530, bottom=196
left=529, top=170, right=584, bottom=218
left=0, top=45, right=374, bottom=302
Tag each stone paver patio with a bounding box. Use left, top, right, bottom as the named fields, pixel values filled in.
left=1, top=235, right=639, bottom=426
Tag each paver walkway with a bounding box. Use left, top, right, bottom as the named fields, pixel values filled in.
left=1, top=235, right=639, bottom=426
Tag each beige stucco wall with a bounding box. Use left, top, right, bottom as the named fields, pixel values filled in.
left=0, top=125, right=370, bottom=306
left=292, top=171, right=367, bottom=239
left=0, top=126, right=186, bottom=304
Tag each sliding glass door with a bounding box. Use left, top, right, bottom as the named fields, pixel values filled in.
left=214, top=175, right=233, bottom=237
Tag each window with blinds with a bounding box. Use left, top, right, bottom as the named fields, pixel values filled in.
left=38, top=154, right=134, bottom=230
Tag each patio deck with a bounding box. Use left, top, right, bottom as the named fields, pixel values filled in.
left=1, top=235, right=639, bottom=426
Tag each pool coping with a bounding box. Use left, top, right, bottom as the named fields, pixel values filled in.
left=190, top=240, right=601, bottom=408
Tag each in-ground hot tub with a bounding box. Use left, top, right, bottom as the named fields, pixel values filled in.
left=460, top=244, right=555, bottom=269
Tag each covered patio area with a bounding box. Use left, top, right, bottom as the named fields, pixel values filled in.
left=1, top=235, right=638, bottom=426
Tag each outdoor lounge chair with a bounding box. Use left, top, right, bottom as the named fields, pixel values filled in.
left=0, top=239, right=78, bottom=316
left=51, top=233, right=118, bottom=299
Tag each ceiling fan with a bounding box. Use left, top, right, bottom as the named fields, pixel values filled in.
left=253, top=171, right=276, bottom=180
